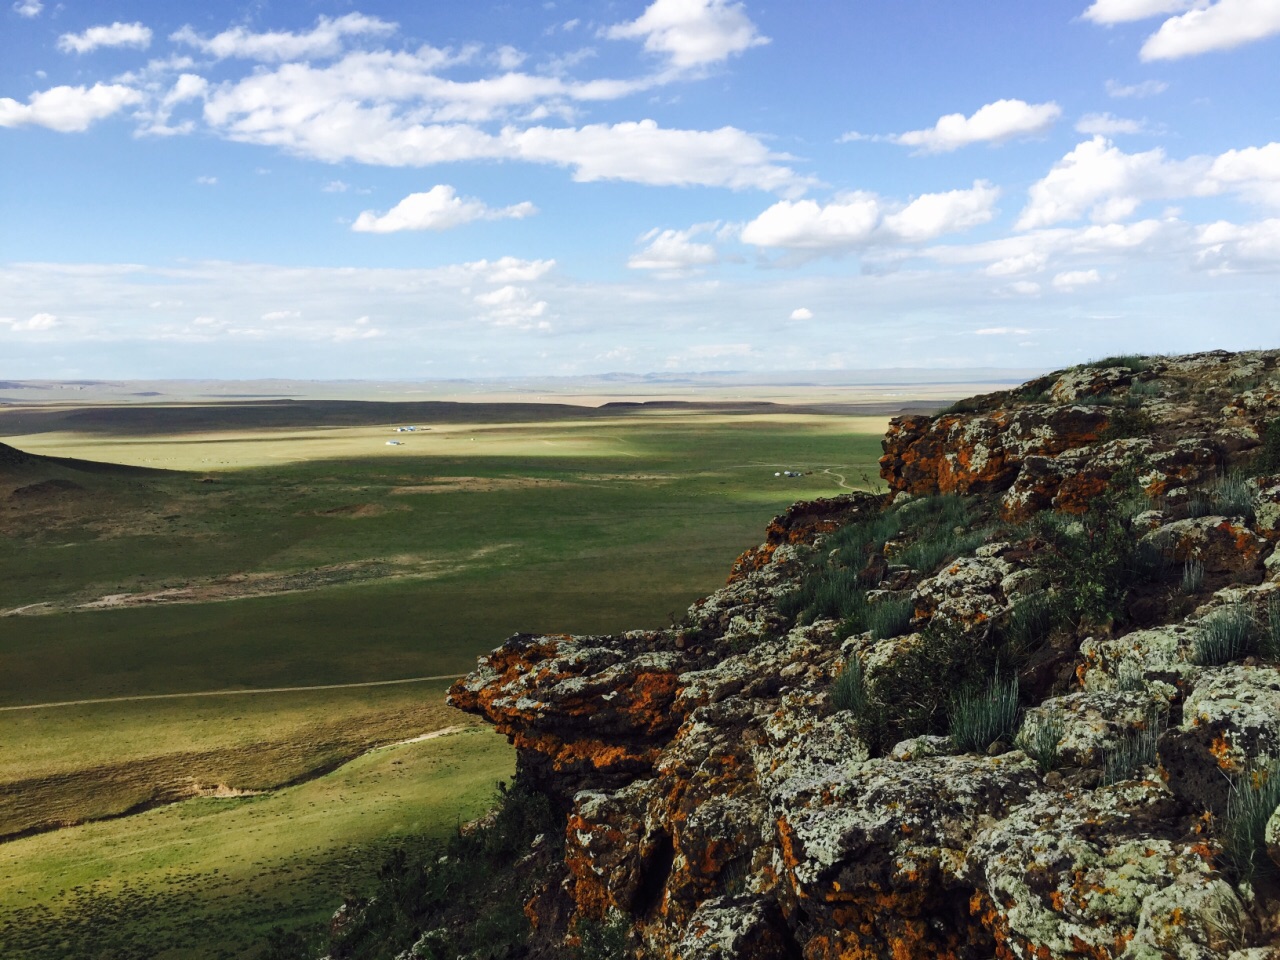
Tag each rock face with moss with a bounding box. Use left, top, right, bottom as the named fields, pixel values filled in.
left=437, top=350, right=1280, bottom=960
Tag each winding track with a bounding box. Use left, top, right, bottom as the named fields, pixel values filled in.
left=0, top=674, right=465, bottom=713
left=822, top=467, right=854, bottom=490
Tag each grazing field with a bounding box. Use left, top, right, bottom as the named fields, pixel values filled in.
left=0, top=399, right=896, bottom=957
left=0, top=726, right=512, bottom=960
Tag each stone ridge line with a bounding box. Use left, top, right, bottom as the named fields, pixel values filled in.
left=0, top=674, right=465, bottom=712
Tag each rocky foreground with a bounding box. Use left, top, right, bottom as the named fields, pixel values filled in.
left=360, top=351, right=1280, bottom=958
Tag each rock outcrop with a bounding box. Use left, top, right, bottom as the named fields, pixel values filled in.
left=445, top=350, right=1280, bottom=959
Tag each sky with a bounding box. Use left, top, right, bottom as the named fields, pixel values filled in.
left=2, top=0, right=1279, bottom=380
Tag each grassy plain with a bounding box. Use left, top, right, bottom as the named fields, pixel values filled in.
left=0, top=400, right=893, bottom=957
left=0, top=727, right=512, bottom=960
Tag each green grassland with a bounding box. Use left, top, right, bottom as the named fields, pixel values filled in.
left=0, top=403, right=891, bottom=957
left=0, top=727, right=512, bottom=960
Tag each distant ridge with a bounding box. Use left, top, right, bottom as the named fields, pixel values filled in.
left=0, top=440, right=172, bottom=478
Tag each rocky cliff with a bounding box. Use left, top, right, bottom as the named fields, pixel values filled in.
left=432, top=351, right=1280, bottom=958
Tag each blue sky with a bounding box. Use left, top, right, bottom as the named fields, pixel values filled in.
left=2, top=0, right=1278, bottom=379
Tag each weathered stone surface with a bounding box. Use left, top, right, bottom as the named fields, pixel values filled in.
left=967, top=780, right=1212, bottom=959
left=1142, top=517, right=1270, bottom=576
left=727, top=493, right=879, bottom=583
left=880, top=406, right=1110, bottom=497
left=1050, top=366, right=1133, bottom=403
left=1160, top=665, right=1280, bottom=811
left=912, top=552, right=1016, bottom=627
left=448, top=632, right=694, bottom=799
left=1019, top=690, right=1169, bottom=768
left=1252, top=474, right=1280, bottom=539
left=670, top=896, right=799, bottom=960
left=1077, top=624, right=1199, bottom=694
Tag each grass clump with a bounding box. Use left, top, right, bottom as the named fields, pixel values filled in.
left=948, top=671, right=1020, bottom=754
left=1099, top=711, right=1164, bottom=786
left=1115, top=659, right=1147, bottom=692
left=1252, top=418, right=1280, bottom=476
left=1221, top=761, right=1280, bottom=885
left=1004, top=592, right=1054, bottom=657
left=778, top=566, right=863, bottom=624
left=1192, top=603, right=1257, bottom=666
left=782, top=495, right=986, bottom=627
left=894, top=492, right=990, bottom=574
left=1181, top=559, right=1206, bottom=594
left=845, top=620, right=1006, bottom=756
left=1127, top=379, right=1163, bottom=399
left=1099, top=405, right=1155, bottom=442
left=899, top=527, right=989, bottom=574
left=1187, top=472, right=1256, bottom=521
left=941, top=396, right=985, bottom=415
left=1016, top=712, right=1065, bottom=773
left=831, top=657, right=871, bottom=714
left=1076, top=393, right=1116, bottom=407
left=867, top=594, right=913, bottom=640
left=830, top=657, right=887, bottom=747
left=1264, top=595, right=1280, bottom=662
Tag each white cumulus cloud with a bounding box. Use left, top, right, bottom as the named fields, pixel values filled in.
left=0, top=312, right=60, bottom=332
left=352, top=185, right=536, bottom=233
left=887, top=99, right=1061, bottom=153
left=789, top=308, right=813, bottom=321
left=12, top=0, right=42, bottom=17
left=984, top=252, right=1047, bottom=277
left=605, top=0, right=769, bottom=68
left=466, top=257, right=556, bottom=284
left=1106, top=78, right=1168, bottom=98
left=1141, top=0, right=1280, bottom=59
left=741, top=182, right=999, bottom=251
left=1195, top=218, right=1280, bottom=272
left=882, top=183, right=1001, bottom=241
left=473, top=285, right=550, bottom=330
left=1052, top=269, right=1103, bottom=290
left=171, top=13, right=397, bottom=62
left=57, top=21, right=152, bottom=54
left=1082, top=0, right=1203, bottom=24
left=1075, top=113, right=1152, bottom=135
left=1018, top=137, right=1280, bottom=230
left=0, top=83, right=141, bottom=132
left=628, top=227, right=719, bottom=271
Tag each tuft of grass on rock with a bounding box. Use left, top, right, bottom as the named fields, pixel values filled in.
left=1004, top=592, right=1054, bottom=658
left=1221, top=760, right=1280, bottom=885
left=831, top=657, right=870, bottom=715
left=1016, top=712, right=1065, bottom=774
left=1251, top=418, right=1280, bottom=476
left=1100, top=711, right=1164, bottom=786
left=1181, top=559, right=1205, bottom=594
left=1192, top=602, right=1257, bottom=666
left=949, top=672, right=1020, bottom=754
left=866, top=594, right=913, bottom=641
left=1263, top=595, right=1280, bottom=662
